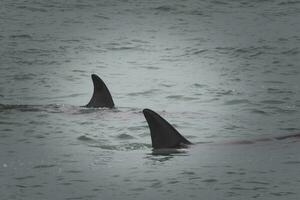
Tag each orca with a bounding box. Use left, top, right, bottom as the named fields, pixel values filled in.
left=143, top=108, right=192, bottom=149
left=143, top=108, right=300, bottom=149
left=86, top=74, right=114, bottom=108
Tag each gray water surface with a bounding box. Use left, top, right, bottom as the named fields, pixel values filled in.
left=1, top=0, right=300, bottom=199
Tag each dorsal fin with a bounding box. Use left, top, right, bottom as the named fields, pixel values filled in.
left=86, top=74, right=114, bottom=108
left=143, top=109, right=192, bottom=149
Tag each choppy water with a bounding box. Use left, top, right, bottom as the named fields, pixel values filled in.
left=1, top=0, right=300, bottom=199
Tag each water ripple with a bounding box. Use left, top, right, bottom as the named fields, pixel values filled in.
left=9, top=34, right=32, bottom=39
left=116, top=133, right=135, bottom=140
left=33, top=164, right=56, bottom=169
left=128, top=89, right=160, bottom=96
left=224, top=99, right=251, bottom=105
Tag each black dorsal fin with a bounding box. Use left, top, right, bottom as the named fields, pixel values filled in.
left=143, top=109, right=192, bottom=149
left=86, top=74, right=114, bottom=108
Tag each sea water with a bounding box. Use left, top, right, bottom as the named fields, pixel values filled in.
left=1, top=0, right=300, bottom=199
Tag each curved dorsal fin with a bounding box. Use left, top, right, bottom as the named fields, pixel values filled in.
left=86, top=74, right=114, bottom=108
left=143, top=109, right=192, bottom=149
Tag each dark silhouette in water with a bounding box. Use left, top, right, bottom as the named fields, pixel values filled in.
left=143, top=109, right=192, bottom=149
left=143, top=108, right=300, bottom=149
left=86, top=74, right=114, bottom=108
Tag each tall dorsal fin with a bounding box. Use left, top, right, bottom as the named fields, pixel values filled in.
left=143, top=109, right=192, bottom=149
left=86, top=74, right=114, bottom=108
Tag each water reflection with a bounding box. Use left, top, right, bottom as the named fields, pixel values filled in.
left=144, top=148, right=189, bottom=165
left=151, top=148, right=189, bottom=156
left=145, top=154, right=175, bottom=164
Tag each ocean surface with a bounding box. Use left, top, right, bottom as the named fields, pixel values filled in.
left=1, top=0, right=300, bottom=199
